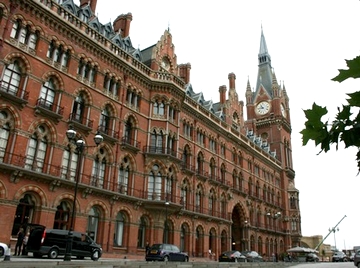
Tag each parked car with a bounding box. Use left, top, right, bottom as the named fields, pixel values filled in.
left=26, top=225, right=102, bottom=260
left=218, top=250, right=246, bottom=262
left=306, top=253, right=320, bottom=262
left=241, top=251, right=263, bottom=262
left=354, top=250, right=360, bottom=267
left=145, top=243, right=188, bottom=262
left=0, top=242, right=9, bottom=257
left=332, top=251, right=348, bottom=262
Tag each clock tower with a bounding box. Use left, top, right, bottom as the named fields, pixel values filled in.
left=245, top=28, right=299, bottom=247
left=245, top=27, right=292, bottom=169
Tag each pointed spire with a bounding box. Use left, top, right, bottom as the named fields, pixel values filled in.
left=246, top=77, right=253, bottom=104
left=258, top=25, right=271, bottom=65
left=255, top=26, right=273, bottom=96
left=272, top=69, right=279, bottom=97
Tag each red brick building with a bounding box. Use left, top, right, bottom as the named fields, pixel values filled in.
left=0, top=0, right=301, bottom=259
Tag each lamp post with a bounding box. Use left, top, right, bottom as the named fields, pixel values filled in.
left=266, top=212, right=281, bottom=256
left=164, top=199, right=170, bottom=243
left=244, top=220, right=248, bottom=250
left=63, top=126, right=103, bottom=261
left=329, top=227, right=339, bottom=250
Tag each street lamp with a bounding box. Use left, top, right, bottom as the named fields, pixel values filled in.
left=63, top=126, right=103, bottom=261
left=329, top=227, right=339, bottom=250
left=244, top=220, right=248, bottom=250
left=164, top=199, right=170, bottom=243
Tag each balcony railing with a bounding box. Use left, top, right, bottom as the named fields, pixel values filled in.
left=1, top=152, right=238, bottom=223
left=98, top=125, right=119, bottom=140
left=0, top=81, right=29, bottom=106
left=121, top=136, right=140, bottom=149
left=69, top=113, right=93, bottom=128
left=36, top=98, right=64, bottom=116
left=143, top=146, right=182, bottom=160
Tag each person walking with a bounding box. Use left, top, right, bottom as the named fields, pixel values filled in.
left=14, top=227, right=24, bottom=256
left=22, top=231, right=30, bottom=255
left=145, top=241, right=150, bottom=259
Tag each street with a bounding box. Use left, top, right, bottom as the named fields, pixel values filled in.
left=0, top=257, right=356, bottom=268
left=292, top=263, right=354, bottom=268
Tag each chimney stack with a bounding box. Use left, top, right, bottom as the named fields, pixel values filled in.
left=79, top=0, right=97, bottom=14
left=219, top=85, right=227, bottom=104
left=113, top=13, right=133, bottom=37
left=228, top=72, right=236, bottom=89
left=178, top=63, right=191, bottom=84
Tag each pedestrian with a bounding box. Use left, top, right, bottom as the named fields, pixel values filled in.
left=145, top=241, right=150, bottom=257
left=14, top=227, right=24, bottom=256
left=22, top=231, right=30, bottom=255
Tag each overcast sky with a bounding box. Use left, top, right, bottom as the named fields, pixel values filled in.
left=79, top=0, right=360, bottom=250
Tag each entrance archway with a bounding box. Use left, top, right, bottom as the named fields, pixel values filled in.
left=231, top=203, right=247, bottom=251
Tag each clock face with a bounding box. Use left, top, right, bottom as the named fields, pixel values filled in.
left=256, top=101, right=270, bottom=115
left=161, top=58, right=170, bottom=70
left=281, top=104, right=286, bottom=117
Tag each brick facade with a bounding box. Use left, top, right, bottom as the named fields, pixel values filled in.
left=0, top=0, right=301, bottom=260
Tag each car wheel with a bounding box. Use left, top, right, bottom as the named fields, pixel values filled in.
left=48, top=248, right=58, bottom=259
left=343, top=258, right=348, bottom=262
left=357, top=263, right=360, bottom=268
left=0, top=246, right=4, bottom=257
left=234, top=257, right=238, bottom=263
left=184, top=256, right=188, bottom=262
left=91, top=250, right=100, bottom=261
left=163, top=256, right=169, bottom=262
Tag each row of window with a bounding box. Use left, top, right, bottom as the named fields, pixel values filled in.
left=7, top=16, right=281, bottom=186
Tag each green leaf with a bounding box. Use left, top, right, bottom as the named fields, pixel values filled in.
left=332, top=56, right=360, bottom=82
left=347, top=92, right=360, bottom=107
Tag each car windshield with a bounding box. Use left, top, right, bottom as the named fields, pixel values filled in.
left=150, top=244, right=163, bottom=250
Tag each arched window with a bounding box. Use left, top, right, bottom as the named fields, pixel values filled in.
left=118, top=157, right=130, bottom=194
left=220, top=194, right=227, bottom=219
left=103, top=74, right=120, bottom=98
left=137, top=216, right=147, bottom=248
left=12, top=194, right=34, bottom=236
left=91, top=151, right=106, bottom=188
left=180, top=180, right=188, bottom=209
left=114, top=212, right=125, bottom=246
left=182, top=145, right=191, bottom=167
left=25, top=125, right=48, bottom=172
left=208, top=189, right=215, bottom=216
left=61, top=145, right=79, bottom=181
left=220, top=164, right=226, bottom=183
left=53, top=201, right=70, bottom=230
left=87, top=207, right=100, bottom=242
left=195, top=185, right=203, bottom=213
left=124, top=117, right=136, bottom=145
left=153, top=100, right=165, bottom=116
left=197, top=153, right=204, bottom=174
left=209, top=158, right=216, bottom=180
left=148, top=164, right=162, bottom=200
left=180, top=225, right=186, bottom=251
left=167, top=135, right=176, bottom=156
left=39, top=78, right=56, bottom=110
left=0, top=111, right=11, bottom=160
left=126, top=88, right=139, bottom=108
left=150, top=129, right=163, bottom=153
left=2, top=61, right=21, bottom=95
left=71, top=93, right=85, bottom=123
left=99, top=107, right=110, bottom=133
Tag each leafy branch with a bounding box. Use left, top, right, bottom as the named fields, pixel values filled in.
left=300, top=56, right=360, bottom=172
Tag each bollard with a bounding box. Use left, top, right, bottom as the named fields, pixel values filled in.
left=4, top=245, right=11, bottom=261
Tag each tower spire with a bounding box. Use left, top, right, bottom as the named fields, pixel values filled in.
left=255, top=26, right=273, bottom=97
